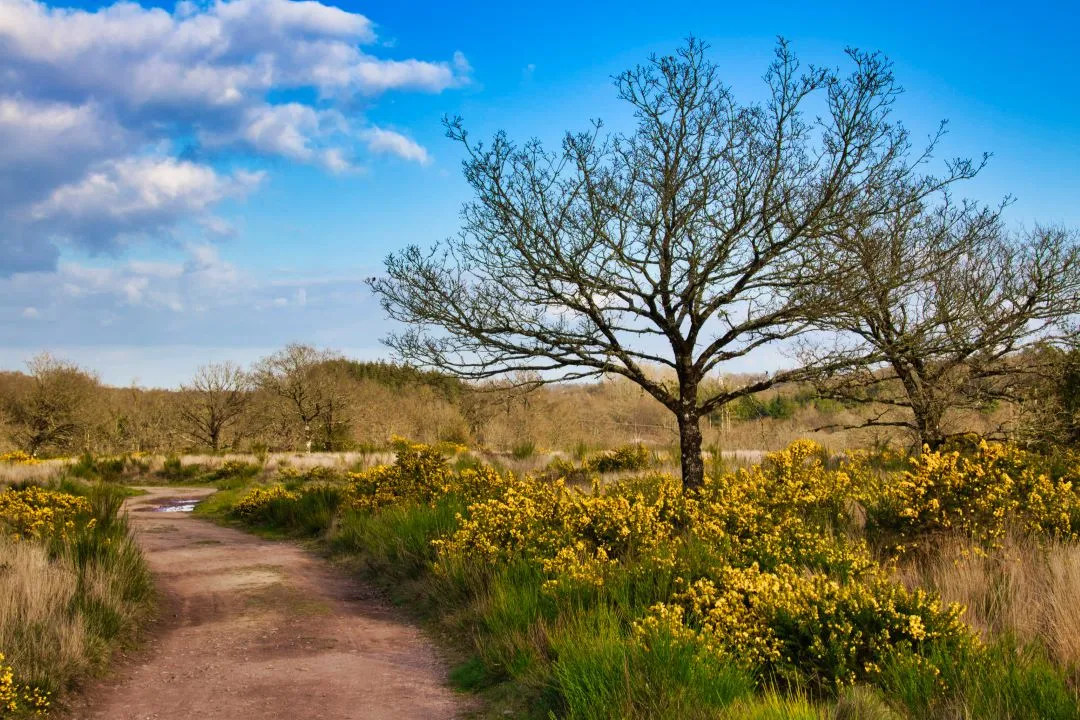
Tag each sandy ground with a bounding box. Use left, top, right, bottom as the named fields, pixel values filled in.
left=70, top=487, right=464, bottom=720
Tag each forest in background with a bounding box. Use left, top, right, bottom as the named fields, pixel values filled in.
left=2, top=341, right=1077, bottom=460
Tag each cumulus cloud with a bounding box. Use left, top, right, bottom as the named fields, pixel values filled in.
left=0, top=0, right=467, bottom=274
left=361, top=126, right=431, bottom=165
left=29, top=156, right=264, bottom=251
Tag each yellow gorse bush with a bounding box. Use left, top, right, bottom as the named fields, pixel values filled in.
left=436, top=470, right=686, bottom=590
left=0, top=451, right=39, bottom=466
left=635, top=564, right=971, bottom=688
left=0, top=654, right=14, bottom=714
left=869, top=440, right=1080, bottom=551
left=231, top=486, right=300, bottom=519
left=345, top=443, right=502, bottom=511
left=0, top=487, right=93, bottom=541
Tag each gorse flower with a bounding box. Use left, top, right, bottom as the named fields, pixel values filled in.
left=0, top=451, right=40, bottom=466
left=0, top=487, right=94, bottom=541
left=864, top=440, right=1080, bottom=551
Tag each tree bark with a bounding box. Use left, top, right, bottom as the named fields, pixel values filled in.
left=678, top=409, right=705, bottom=492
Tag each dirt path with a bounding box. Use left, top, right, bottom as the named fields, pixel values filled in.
left=73, top=487, right=464, bottom=720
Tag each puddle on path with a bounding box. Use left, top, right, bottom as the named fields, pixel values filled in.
left=153, top=499, right=199, bottom=513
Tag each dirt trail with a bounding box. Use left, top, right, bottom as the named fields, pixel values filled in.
left=73, top=487, right=464, bottom=720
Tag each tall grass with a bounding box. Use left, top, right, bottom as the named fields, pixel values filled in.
left=0, top=484, right=153, bottom=707
left=899, top=534, right=1080, bottom=678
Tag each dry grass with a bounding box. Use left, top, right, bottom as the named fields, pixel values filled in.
left=899, top=534, right=1080, bottom=677
left=139, top=450, right=396, bottom=475
left=0, top=536, right=86, bottom=689
left=0, top=458, right=72, bottom=487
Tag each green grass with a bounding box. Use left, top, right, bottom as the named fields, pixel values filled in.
left=550, top=604, right=754, bottom=720
left=880, top=639, right=1080, bottom=720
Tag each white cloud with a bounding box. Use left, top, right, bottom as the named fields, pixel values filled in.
left=361, top=126, right=430, bottom=165
left=28, top=155, right=263, bottom=250
left=21, top=306, right=39, bottom=318
left=0, top=0, right=470, bottom=274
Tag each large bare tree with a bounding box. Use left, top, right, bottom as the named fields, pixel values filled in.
left=804, top=183, right=1080, bottom=449
left=178, top=362, right=251, bottom=451
left=370, top=39, right=978, bottom=490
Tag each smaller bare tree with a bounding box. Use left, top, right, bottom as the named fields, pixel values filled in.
left=178, top=362, right=251, bottom=451
left=253, top=344, right=350, bottom=450
left=806, top=190, right=1080, bottom=448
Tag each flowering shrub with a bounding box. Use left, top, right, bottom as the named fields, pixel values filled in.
left=635, top=565, right=972, bottom=690
left=0, top=653, right=49, bottom=716
left=1, top=654, right=14, bottom=714
left=436, top=471, right=686, bottom=590
left=230, top=486, right=300, bottom=520
left=0, top=487, right=94, bottom=541
left=865, top=440, right=1080, bottom=551
left=546, top=444, right=653, bottom=482
left=0, top=451, right=39, bottom=465
left=345, top=443, right=502, bottom=511
left=586, top=443, right=653, bottom=473
left=687, top=439, right=871, bottom=576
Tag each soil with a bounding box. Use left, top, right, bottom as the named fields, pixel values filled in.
left=68, top=487, right=465, bottom=720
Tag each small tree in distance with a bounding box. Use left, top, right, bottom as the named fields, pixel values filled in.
left=2, top=353, right=100, bottom=455
left=252, top=344, right=350, bottom=451
left=370, top=38, right=979, bottom=491
left=178, top=362, right=251, bottom=451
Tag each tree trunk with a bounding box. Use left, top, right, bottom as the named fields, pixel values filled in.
left=678, top=410, right=705, bottom=492
left=914, top=409, right=946, bottom=451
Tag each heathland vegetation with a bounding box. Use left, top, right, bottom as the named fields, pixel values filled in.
left=0, top=459, right=151, bottom=717
left=2, top=38, right=1080, bottom=719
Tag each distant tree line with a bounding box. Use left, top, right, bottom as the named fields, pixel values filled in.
left=1, top=344, right=1076, bottom=459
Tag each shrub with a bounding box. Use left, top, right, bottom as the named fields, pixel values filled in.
left=230, top=486, right=300, bottom=522
left=204, top=460, right=261, bottom=488
left=0, top=486, right=93, bottom=541
left=158, top=455, right=202, bottom=482
left=69, top=453, right=149, bottom=483
left=863, top=440, right=1080, bottom=552
left=636, top=566, right=972, bottom=691
left=586, top=444, right=652, bottom=473
left=0, top=451, right=40, bottom=466
left=230, top=484, right=343, bottom=535
left=511, top=441, right=537, bottom=460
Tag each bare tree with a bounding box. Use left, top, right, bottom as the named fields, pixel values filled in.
left=252, top=344, right=350, bottom=450
left=2, top=353, right=100, bottom=455
left=178, top=362, right=251, bottom=451
left=369, top=39, right=977, bottom=490
left=805, top=187, right=1080, bottom=448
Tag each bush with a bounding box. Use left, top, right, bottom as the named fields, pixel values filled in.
left=586, top=443, right=652, bottom=473
left=511, top=440, right=536, bottom=460
left=862, top=440, right=1080, bottom=552
left=0, top=451, right=40, bottom=466
left=69, top=453, right=148, bottom=483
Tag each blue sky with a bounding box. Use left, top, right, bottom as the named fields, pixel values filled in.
left=1, top=0, right=1077, bottom=386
